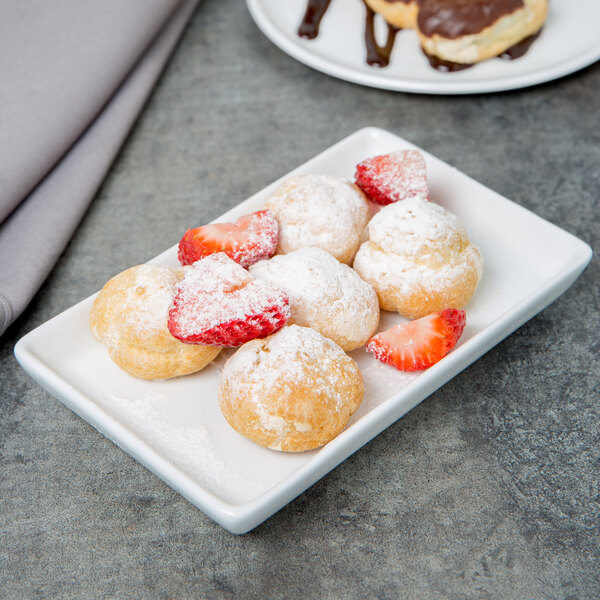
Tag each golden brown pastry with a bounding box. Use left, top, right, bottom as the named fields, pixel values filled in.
left=89, top=264, right=220, bottom=380
left=218, top=325, right=364, bottom=452
left=265, top=174, right=371, bottom=265
left=364, top=0, right=421, bottom=30
left=416, top=0, right=548, bottom=64
left=249, top=247, right=379, bottom=351
left=353, top=196, right=483, bottom=319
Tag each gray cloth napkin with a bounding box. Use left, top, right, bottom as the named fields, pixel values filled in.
left=0, top=0, right=199, bottom=336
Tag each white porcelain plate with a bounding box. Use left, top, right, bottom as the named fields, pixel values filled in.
left=15, top=128, right=592, bottom=533
left=246, top=0, right=600, bottom=94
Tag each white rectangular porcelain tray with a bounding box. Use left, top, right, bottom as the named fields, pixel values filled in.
left=15, top=127, right=592, bottom=534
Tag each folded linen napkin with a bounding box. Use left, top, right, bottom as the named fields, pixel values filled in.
left=0, top=0, right=199, bottom=336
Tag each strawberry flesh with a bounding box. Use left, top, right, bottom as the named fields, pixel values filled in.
left=355, top=150, right=429, bottom=206
left=178, top=209, right=279, bottom=268
left=168, top=253, right=290, bottom=347
left=366, top=308, right=466, bottom=371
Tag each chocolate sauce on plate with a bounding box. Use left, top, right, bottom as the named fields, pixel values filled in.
left=499, top=29, right=542, bottom=60
left=298, top=0, right=331, bottom=39
left=423, top=51, right=473, bottom=72
left=297, top=0, right=541, bottom=71
left=364, top=3, right=400, bottom=67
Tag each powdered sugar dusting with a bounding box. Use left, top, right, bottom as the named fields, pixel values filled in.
left=97, top=389, right=262, bottom=502
left=354, top=242, right=482, bottom=298
left=182, top=253, right=252, bottom=294
left=168, top=253, right=290, bottom=345
left=220, top=325, right=358, bottom=437
left=355, top=150, right=429, bottom=205
left=368, top=197, right=467, bottom=258
left=228, top=209, right=279, bottom=267
left=178, top=210, right=278, bottom=268
left=222, top=325, right=340, bottom=389
left=353, top=197, right=484, bottom=305
left=266, top=174, right=370, bottom=262
left=110, top=264, right=179, bottom=342
left=250, top=247, right=379, bottom=350
left=351, top=351, right=418, bottom=413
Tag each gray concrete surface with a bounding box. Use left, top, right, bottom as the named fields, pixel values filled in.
left=2, top=0, right=599, bottom=597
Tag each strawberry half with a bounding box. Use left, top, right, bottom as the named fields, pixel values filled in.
left=366, top=309, right=466, bottom=371
left=355, top=150, right=429, bottom=206
left=168, top=253, right=290, bottom=347
left=177, top=209, right=279, bottom=269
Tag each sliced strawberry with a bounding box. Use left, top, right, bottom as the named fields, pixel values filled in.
left=366, top=309, right=466, bottom=371
left=168, top=253, right=290, bottom=347
left=177, top=209, right=279, bottom=269
left=355, top=150, right=429, bottom=206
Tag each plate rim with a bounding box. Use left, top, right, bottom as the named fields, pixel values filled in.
left=14, top=127, right=593, bottom=533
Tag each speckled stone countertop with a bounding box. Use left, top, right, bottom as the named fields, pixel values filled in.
left=2, top=1, right=599, bottom=598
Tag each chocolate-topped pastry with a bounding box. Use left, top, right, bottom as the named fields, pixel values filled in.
left=297, top=0, right=547, bottom=70
left=416, top=0, right=547, bottom=64
left=417, top=0, right=524, bottom=38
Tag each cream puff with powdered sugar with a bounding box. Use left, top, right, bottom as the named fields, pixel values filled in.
left=250, top=247, right=379, bottom=351
left=265, top=174, right=371, bottom=264
left=353, top=196, right=483, bottom=320
left=218, top=325, right=363, bottom=452
left=89, top=264, right=221, bottom=380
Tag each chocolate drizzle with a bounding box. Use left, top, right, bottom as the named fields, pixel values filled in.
left=364, top=3, right=400, bottom=67
left=499, top=29, right=542, bottom=60
left=297, top=0, right=541, bottom=72
left=298, top=0, right=331, bottom=39
left=423, top=51, right=473, bottom=72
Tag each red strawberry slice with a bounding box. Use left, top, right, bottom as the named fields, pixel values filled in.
left=355, top=150, right=429, bottom=206
left=366, top=308, right=466, bottom=371
left=168, top=253, right=290, bottom=347
left=178, top=209, right=279, bottom=269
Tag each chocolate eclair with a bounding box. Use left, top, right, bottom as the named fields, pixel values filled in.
left=416, top=0, right=548, bottom=64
